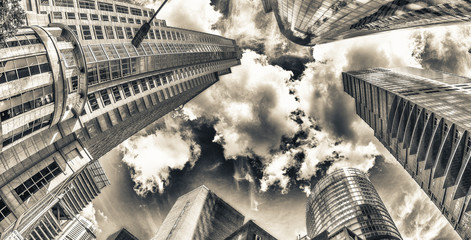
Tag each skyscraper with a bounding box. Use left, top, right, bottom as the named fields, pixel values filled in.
left=224, top=220, right=277, bottom=240
left=154, top=185, right=245, bottom=240
left=342, top=67, right=471, bottom=239
left=109, top=228, right=139, bottom=240
left=262, top=0, right=471, bottom=46
left=306, top=168, right=402, bottom=240
left=0, top=0, right=241, bottom=237
left=56, top=215, right=97, bottom=240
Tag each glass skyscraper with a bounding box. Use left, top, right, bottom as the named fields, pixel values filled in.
left=306, top=168, right=402, bottom=240
left=343, top=67, right=471, bottom=239
left=0, top=0, right=241, bottom=238
left=155, top=185, right=245, bottom=240
left=262, top=0, right=471, bottom=45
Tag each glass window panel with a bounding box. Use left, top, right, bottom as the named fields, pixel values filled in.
left=124, top=43, right=138, bottom=57
left=103, top=44, right=118, bottom=59
left=98, top=1, right=113, bottom=12
left=114, top=44, right=128, bottom=58
left=98, top=62, right=110, bottom=82
left=115, top=27, right=125, bottom=39
left=79, top=0, right=95, bottom=9
left=81, top=25, right=92, bottom=40
left=110, top=60, right=121, bottom=80
left=90, top=45, right=107, bottom=61
left=115, top=5, right=129, bottom=14
left=122, top=84, right=131, bottom=98
left=125, top=27, right=133, bottom=39
left=93, top=26, right=104, bottom=39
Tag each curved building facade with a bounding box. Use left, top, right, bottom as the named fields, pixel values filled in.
left=262, top=0, right=471, bottom=46
left=306, top=168, right=402, bottom=240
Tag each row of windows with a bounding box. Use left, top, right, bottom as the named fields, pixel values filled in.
left=87, top=62, right=219, bottom=111
left=14, top=161, right=62, bottom=201
left=0, top=33, right=42, bottom=49
left=3, top=113, right=54, bottom=147
left=0, top=55, right=51, bottom=84
left=0, top=86, right=53, bottom=121
left=0, top=198, right=11, bottom=222
left=44, top=0, right=152, bottom=17
left=53, top=11, right=157, bottom=27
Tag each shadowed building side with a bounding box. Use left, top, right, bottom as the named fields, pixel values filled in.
left=154, top=185, right=244, bottom=240
left=343, top=67, right=471, bottom=239
left=224, top=220, right=277, bottom=240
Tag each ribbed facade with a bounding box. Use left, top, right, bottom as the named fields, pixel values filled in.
left=0, top=0, right=241, bottom=238
left=56, top=216, right=97, bottom=240
left=306, top=168, right=401, bottom=240
left=343, top=67, right=471, bottom=239
left=154, top=186, right=245, bottom=240
left=263, top=0, right=471, bottom=45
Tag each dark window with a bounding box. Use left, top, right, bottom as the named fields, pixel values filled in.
left=88, top=93, right=99, bottom=110
left=0, top=197, right=11, bottom=222
left=14, top=161, right=62, bottom=202
left=79, top=0, right=95, bottom=9
left=110, top=60, right=121, bottom=79
left=112, top=86, right=122, bottom=101
left=71, top=76, right=78, bottom=91
left=79, top=13, right=88, bottom=20
left=128, top=18, right=134, bottom=24
left=148, top=77, right=155, bottom=88
left=66, top=12, right=75, bottom=19
left=122, top=84, right=132, bottom=98
left=54, top=0, right=73, bottom=7
left=100, top=90, right=111, bottom=106
left=115, top=27, right=125, bottom=39
left=125, top=27, right=133, bottom=39
left=132, top=81, right=140, bottom=94
left=91, top=14, right=99, bottom=20
left=81, top=25, right=92, bottom=40
left=120, top=17, right=126, bottom=23
left=111, top=16, right=118, bottom=22
left=149, top=30, right=155, bottom=39
left=121, top=58, right=130, bottom=76
left=155, top=30, right=161, bottom=39
left=101, top=15, right=109, bottom=21
left=98, top=1, right=113, bottom=12
left=93, top=26, right=104, bottom=39
left=53, top=12, right=62, bottom=19
left=140, top=79, right=148, bottom=91
left=130, top=7, right=142, bottom=16
left=136, top=19, right=141, bottom=24
left=115, top=4, right=128, bottom=14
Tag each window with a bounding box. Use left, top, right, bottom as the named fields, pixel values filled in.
left=0, top=198, right=11, bottom=222
left=115, top=4, right=128, bottom=14
left=112, top=86, right=122, bottom=101
left=128, top=18, right=134, bottom=24
left=140, top=79, right=148, bottom=91
left=136, top=19, right=141, bottom=24
left=155, top=30, right=161, bottom=39
left=122, top=84, right=131, bottom=98
left=14, top=161, right=62, bottom=202
left=148, top=77, right=155, bottom=88
left=121, top=58, right=130, bottom=76
left=149, top=30, right=155, bottom=39
left=131, top=81, right=140, bottom=94
left=115, top=27, right=125, bottom=39
left=120, top=17, right=126, bottom=23
left=111, top=16, right=118, bottom=22
left=53, top=12, right=62, bottom=19
left=54, top=0, right=73, bottom=7
left=161, top=31, right=167, bottom=40
left=66, top=12, right=75, bottom=19
left=130, top=7, right=142, bottom=16
left=93, top=26, right=104, bottom=39
left=79, top=13, right=87, bottom=20
left=71, top=76, right=78, bottom=92
left=81, top=25, right=92, bottom=40
left=110, top=60, right=120, bottom=79
left=143, top=10, right=148, bottom=17
left=100, top=90, right=111, bottom=106
left=98, top=62, right=110, bottom=82
left=98, top=1, right=113, bottom=12
left=105, top=26, right=114, bottom=39
left=88, top=93, right=99, bottom=110
left=101, top=15, right=109, bottom=21
left=91, top=14, right=99, bottom=20
left=40, top=0, right=49, bottom=5
left=125, top=27, right=133, bottom=39
left=79, top=0, right=95, bottom=9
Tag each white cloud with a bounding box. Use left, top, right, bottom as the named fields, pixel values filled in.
left=118, top=116, right=201, bottom=196
left=149, top=0, right=221, bottom=34
left=80, top=203, right=102, bottom=233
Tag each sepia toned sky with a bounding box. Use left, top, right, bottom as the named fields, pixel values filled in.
left=83, top=0, right=471, bottom=239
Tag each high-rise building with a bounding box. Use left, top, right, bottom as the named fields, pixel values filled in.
left=154, top=185, right=245, bottom=240
left=342, top=67, right=471, bottom=239
left=109, top=228, right=139, bottom=240
left=0, top=0, right=241, bottom=238
left=224, top=220, right=277, bottom=240
left=306, top=168, right=402, bottom=240
left=262, top=0, right=471, bottom=46
left=56, top=215, right=97, bottom=240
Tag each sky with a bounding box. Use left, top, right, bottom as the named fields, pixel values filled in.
left=84, top=0, right=471, bottom=239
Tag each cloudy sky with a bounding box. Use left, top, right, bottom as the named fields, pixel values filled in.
left=85, top=1, right=471, bottom=239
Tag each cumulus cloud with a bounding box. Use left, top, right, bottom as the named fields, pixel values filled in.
left=118, top=115, right=201, bottom=196
left=411, top=25, right=471, bottom=76
left=149, top=0, right=222, bottom=33
left=81, top=203, right=104, bottom=233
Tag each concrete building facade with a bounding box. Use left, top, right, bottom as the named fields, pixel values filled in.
left=154, top=186, right=245, bottom=240
left=224, top=220, right=277, bottom=240
left=0, top=0, right=241, bottom=238
left=306, top=168, right=401, bottom=240
left=343, top=67, right=471, bottom=239
left=56, top=215, right=97, bottom=240
left=262, top=0, right=471, bottom=45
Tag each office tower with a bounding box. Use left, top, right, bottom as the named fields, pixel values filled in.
left=262, top=0, right=471, bottom=46
left=109, top=228, right=139, bottom=240
left=224, top=220, right=277, bottom=240
left=0, top=0, right=241, bottom=237
left=56, top=215, right=97, bottom=240
left=343, top=67, right=471, bottom=239
left=306, top=168, right=402, bottom=240
left=155, top=185, right=245, bottom=240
